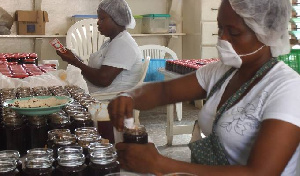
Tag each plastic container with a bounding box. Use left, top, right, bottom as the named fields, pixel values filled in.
left=71, top=15, right=98, bottom=24
left=128, top=15, right=143, bottom=34
left=278, top=49, right=300, bottom=73
left=142, top=14, right=170, bottom=34
left=144, top=59, right=174, bottom=82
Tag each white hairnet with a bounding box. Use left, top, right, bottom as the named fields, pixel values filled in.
left=228, top=0, right=292, bottom=57
left=98, top=0, right=136, bottom=29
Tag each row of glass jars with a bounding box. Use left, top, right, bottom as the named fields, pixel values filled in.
left=0, top=143, right=120, bottom=176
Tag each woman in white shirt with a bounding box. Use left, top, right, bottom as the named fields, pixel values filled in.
left=57, top=0, right=143, bottom=94
left=108, top=0, right=300, bottom=175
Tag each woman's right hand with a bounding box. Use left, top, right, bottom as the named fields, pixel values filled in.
left=108, top=94, right=134, bottom=131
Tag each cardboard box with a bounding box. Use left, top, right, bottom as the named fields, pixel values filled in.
left=15, top=10, right=49, bottom=35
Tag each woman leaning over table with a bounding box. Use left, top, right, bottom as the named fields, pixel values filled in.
left=57, top=0, right=143, bottom=94
left=108, top=0, right=300, bottom=175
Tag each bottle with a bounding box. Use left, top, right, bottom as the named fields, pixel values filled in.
left=48, top=112, right=71, bottom=130
left=123, top=125, right=148, bottom=144
left=52, top=133, right=76, bottom=158
left=87, top=143, right=120, bottom=176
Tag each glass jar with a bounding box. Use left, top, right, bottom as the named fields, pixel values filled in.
left=28, top=116, right=48, bottom=148
left=4, top=117, right=27, bottom=155
left=0, top=120, right=6, bottom=150
left=47, top=129, right=71, bottom=150
left=70, top=112, right=94, bottom=133
left=0, top=158, right=19, bottom=176
left=54, top=153, right=87, bottom=176
left=23, top=156, right=54, bottom=176
left=87, top=144, right=120, bottom=176
left=123, top=125, right=148, bottom=144
left=0, top=150, right=22, bottom=173
left=53, top=134, right=76, bottom=158
left=78, top=135, right=101, bottom=165
left=75, top=127, right=98, bottom=138
left=48, top=112, right=71, bottom=131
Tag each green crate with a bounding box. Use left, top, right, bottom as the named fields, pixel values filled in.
left=278, top=49, right=300, bottom=73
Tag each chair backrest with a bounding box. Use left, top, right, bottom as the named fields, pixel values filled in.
left=139, top=45, right=178, bottom=60
left=138, top=56, right=151, bottom=85
left=66, top=19, right=107, bottom=64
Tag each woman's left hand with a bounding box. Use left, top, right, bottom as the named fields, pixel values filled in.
left=115, top=142, right=161, bottom=174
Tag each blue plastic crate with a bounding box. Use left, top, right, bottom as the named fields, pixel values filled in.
left=144, top=59, right=172, bottom=82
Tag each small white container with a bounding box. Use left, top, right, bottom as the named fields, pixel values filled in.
left=142, top=14, right=170, bottom=34
left=128, top=15, right=143, bottom=34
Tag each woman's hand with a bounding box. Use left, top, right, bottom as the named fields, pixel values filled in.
left=116, top=142, right=161, bottom=174
left=108, top=95, right=134, bottom=131
left=56, top=49, right=81, bottom=66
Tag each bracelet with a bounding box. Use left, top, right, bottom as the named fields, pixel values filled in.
left=117, top=92, right=134, bottom=100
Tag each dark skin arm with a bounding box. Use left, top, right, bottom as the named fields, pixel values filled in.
left=116, top=119, right=300, bottom=176
left=108, top=72, right=206, bottom=131
left=56, top=49, right=123, bottom=87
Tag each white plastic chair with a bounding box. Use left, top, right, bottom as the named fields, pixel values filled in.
left=66, top=19, right=107, bottom=64
left=90, top=56, right=151, bottom=124
left=139, top=45, right=182, bottom=122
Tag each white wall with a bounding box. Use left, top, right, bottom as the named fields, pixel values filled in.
left=0, top=0, right=181, bottom=69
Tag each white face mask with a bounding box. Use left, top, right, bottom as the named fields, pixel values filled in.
left=216, top=39, right=265, bottom=68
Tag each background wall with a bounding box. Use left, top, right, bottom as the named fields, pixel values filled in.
left=0, top=0, right=182, bottom=69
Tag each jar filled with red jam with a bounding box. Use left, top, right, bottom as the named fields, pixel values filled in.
left=123, top=125, right=148, bottom=144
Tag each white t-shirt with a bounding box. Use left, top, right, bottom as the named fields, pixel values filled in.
left=86, top=31, right=143, bottom=93
left=196, top=61, right=300, bottom=176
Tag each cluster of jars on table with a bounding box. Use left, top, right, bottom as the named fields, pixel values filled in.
left=165, top=58, right=219, bottom=75
left=0, top=85, right=149, bottom=176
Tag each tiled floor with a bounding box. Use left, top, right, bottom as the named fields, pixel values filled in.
left=139, top=102, right=199, bottom=162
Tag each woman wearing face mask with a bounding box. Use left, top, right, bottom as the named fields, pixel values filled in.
left=108, top=0, right=300, bottom=175
left=57, top=0, right=143, bottom=94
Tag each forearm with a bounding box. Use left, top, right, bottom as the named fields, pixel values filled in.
left=127, top=82, right=169, bottom=110
left=72, top=59, right=113, bottom=87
